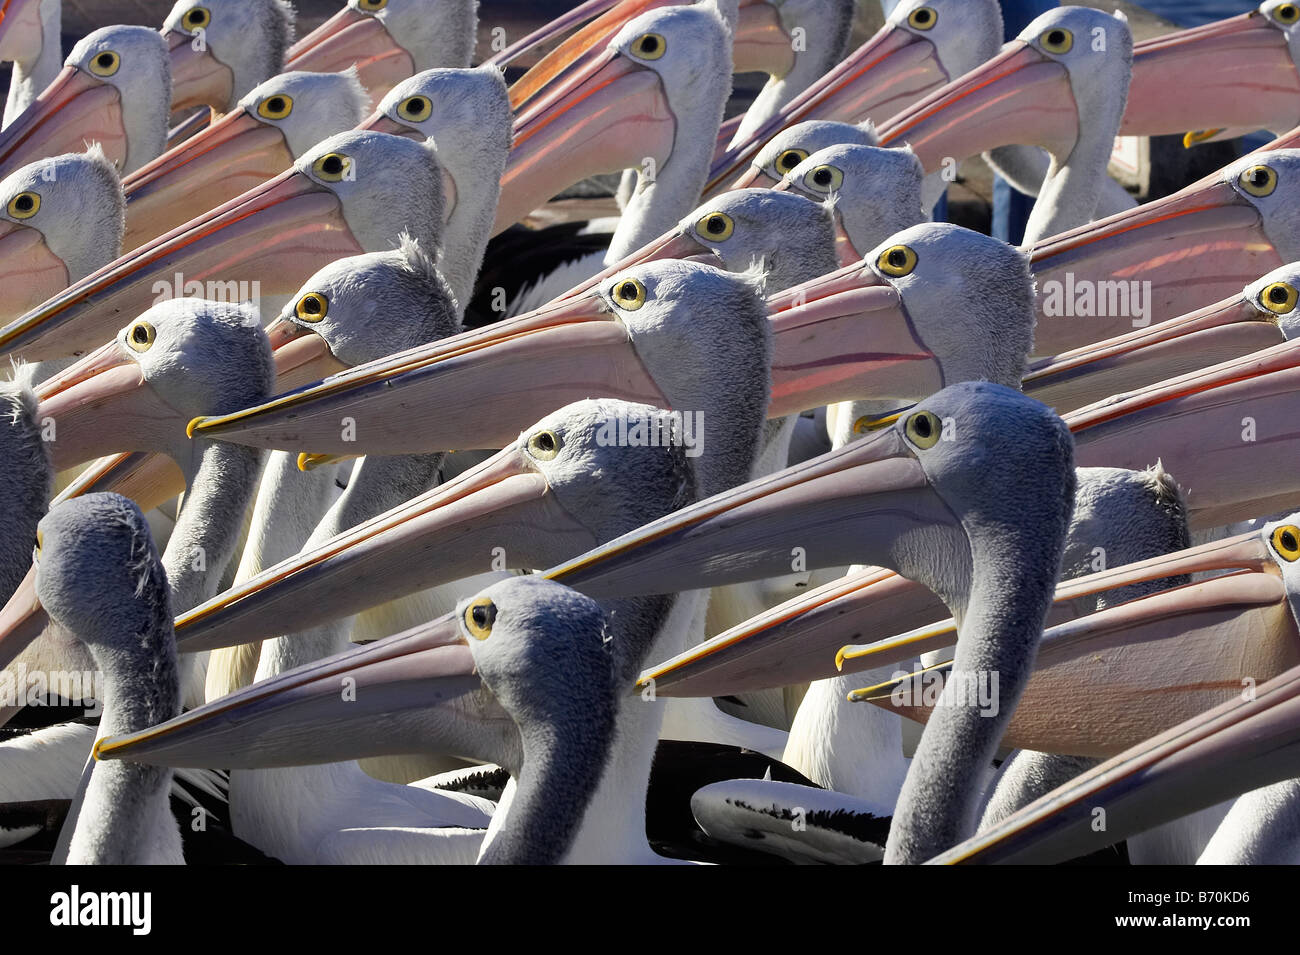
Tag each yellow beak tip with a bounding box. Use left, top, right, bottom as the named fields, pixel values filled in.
left=1182, top=128, right=1223, bottom=149
left=185, top=416, right=207, bottom=438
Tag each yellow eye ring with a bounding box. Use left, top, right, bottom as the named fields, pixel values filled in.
left=907, top=6, right=937, bottom=30
left=181, top=6, right=210, bottom=31
left=804, top=164, right=844, bottom=194
left=463, top=596, right=496, bottom=640
left=1275, top=4, right=1300, bottom=25
left=357, top=0, right=387, bottom=11
left=696, top=211, right=734, bottom=242
left=773, top=148, right=808, bottom=176
left=1239, top=164, right=1278, bottom=197
left=610, top=276, right=647, bottom=311
left=125, top=320, right=156, bottom=353
left=1040, top=27, right=1073, bottom=54
left=527, top=429, right=563, bottom=461
left=257, top=94, right=293, bottom=120
left=1259, top=281, right=1299, bottom=315
left=877, top=244, right=918, bottom=278
left=396, top=95, right=432, bottom=123
left=312, top=152, right=351, bottom=182
left=34, top=528, right=42, bottom=555
left=631, top=32, right=666, bottom=60
left=1271, top=524, right=1300, bottom=561
left=904, top=410, right=942, bottom=449
left=89, top=50, right=120, bottom=77
left=7, top=191, right=39, bottom=219
left=294, top=292, right=328, bottom=322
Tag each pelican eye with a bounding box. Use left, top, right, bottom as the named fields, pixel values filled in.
left=631, top=32, right=666, bottom=60
left=257, top=94, right=293, bottom=120
left=357, top=0, right=387, bottom=11
left=611, top=276, right=647, bottom=311
left=396, top=95, right=432, bottom=123
left=1271, top=524, right=1300, bottom=561
left=89, top=51, right=120, bottom=77
left=295, top=292, right=328, bottom=322
left=907, top=6, right=937, bottom=30
left=904, top=410, right=942, bottom=449
left=7, top=192, right=39, bottom=219
left=774, top=148, right=808, bottom=175
left=527, top=429, right=563, bottom=461
left=804, top=164, right=844, bottom=194
left=182, top=6, right=210, bottom=30
left=877, top=244, right=918, bottom=278
left=312, top=152, right=351, bottom=182
left=463, top=597, right=496, bottom=640
left=1239, top=164, right=1278, bottom=197
left=696, top=211, right=734, bottom=241
left=1040, top=28, right=1073, bottom=54
left=126, top=320, right=156, bottom=353
left=34, top=528, right=42, bottom=556
left=1275, top=4, right=1300, bottom=25
left=1259, top=281, right=1299, bottom=315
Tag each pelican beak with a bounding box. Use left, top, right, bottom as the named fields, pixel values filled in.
left=705, top=19, right=948, bottom=194
left=1065, top=339, right=1300, bottom=529
left=557, top=229, right=721, bottom=302
left=765, top=264, right=941, bottom=417
left=96, top=613, right=482, bottom=769
left=33, top=341, right=190, bottom=469
left=1122, top=12, right=1300, bottom=138
left=547, top=423, right=957, bottom=600
left=853, top=533, right=1297, bottom=758
left=53, top=451, right=186, bottom=514
left=265, top=316, right=350, bottom=392
left=933, top=660, right=1300, bottom=864
left=0, top=0, right=44, bottom=65
left=1022, top=294, right=1285, bottom=413
left=175, top=445, right=599, bottom=652
left=0, top=165, right=367, bottom=363
left=775, top=177, right=865, bottom=265
left=165, top=28, right=233, bottom=114
left=187, top=292, right=670, bottom=455
left=0, top=218, right=70, bottom=322
left=495, top=47, right=677, bottom=233
left=283, top=6, right=413, bottom=107
left=121, top=106, right=295, bottom=252
left=0, top=65, right=127, bottom=177
left=875, top=42, right=1078, bottom=173
left=1029, top=177, right=1283, bottom=347
left=0, top=565, right=48, bottom=674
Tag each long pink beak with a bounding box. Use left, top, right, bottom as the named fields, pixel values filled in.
left=0, top=218, right=71, bottom=324
left=1122, top=12, right=1300, bottom=138
left=0, top=65, right=127, bottom=178
left=285, top=6, right=414, bottom=108
left=165, top=27, right=233, bottom=114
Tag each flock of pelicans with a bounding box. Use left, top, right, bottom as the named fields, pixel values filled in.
left=3, top=0, right=1300, bottom=866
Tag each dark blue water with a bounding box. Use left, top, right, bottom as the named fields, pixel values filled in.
left=1141, top=0, right=1260, bottom=26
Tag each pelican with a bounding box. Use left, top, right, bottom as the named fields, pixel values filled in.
left=121, top=69, right=369, bottom=252
left=0, top=129, right=444, bottom=362
left=286, top=0, right=478, bottom=108
left=726, top=119, right=879, bottom=191
left=0, top=0, right=62, bottom=127
left=0, top=26, right=171, bottom=179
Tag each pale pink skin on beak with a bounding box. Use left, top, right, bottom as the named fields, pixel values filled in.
left=495, top=49, right=676, bottom=234
left=33, top=340, right=185, bottom=470
left=1023, top=293, right=1285, bottom=413
left=875, top=42, right=1079, bottom=174
left=96, top=611, right=480, bottom=769
left=0, top=565, right=48, bottom=676
left=0, top=168, right=366, bottom=363
left=705, top=22, right=947, bottom=196
left=1065, top=338, right=1300, bottom=529
left=284, top=9, right=414, bottom=109
left=934, top=658, right=1300, bottom=864
left=266, top=316, right=350, bottom=392
left=766, top=265, right=942, bottom=417
left=775, top=176, right=864, bottom=265
left=0, top=0, right=45, bottom=63
left=190, top=292, right=671, bottom=455
left=0, top=219, right=70, bottom=322
left=121, top=106, right=295, bottom=252
left=0, top=65, right=126, bottom=177
left=166, top=28, right=235, bottom=114
left=1028, top=180, right=1284, bottom=351
left=175, top=447, right=597, bottom=652
left=54, top=450, right=186, bottom=514
left=558, top=230, right=721, bottom=302
left=1122, top=13, right=1300, bottom=138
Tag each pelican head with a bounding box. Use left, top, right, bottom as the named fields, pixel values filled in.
left=163, top=0, right=295, bottom=113
left=122, top=68, right=369, bottom=250
left=0, top=26, right=171, bottom=178
left=0, top=146, right=124, bottom=323
left=726, top=119, right=878, bottom=192
left=0, top=130, right=444, bottom=363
